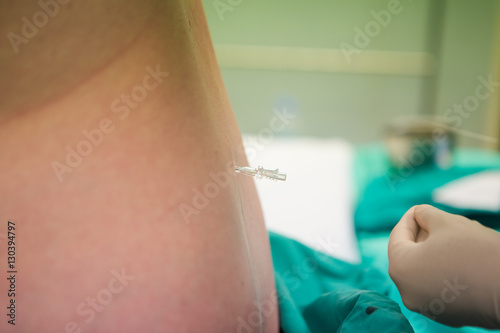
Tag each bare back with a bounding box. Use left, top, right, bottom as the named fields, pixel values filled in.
left=0, top=1, right=279, bottom=332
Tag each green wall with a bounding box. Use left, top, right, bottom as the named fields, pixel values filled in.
left=202, top=0, right=499, bottom=147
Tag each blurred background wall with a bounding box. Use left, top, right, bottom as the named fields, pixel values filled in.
left=202, top=0, right=500, bottom=149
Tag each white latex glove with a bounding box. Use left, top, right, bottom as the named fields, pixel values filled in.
left=388, top=204, right=500, bottom=328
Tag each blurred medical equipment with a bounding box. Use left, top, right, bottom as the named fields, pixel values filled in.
left=384, top=116, right=455, bottom=170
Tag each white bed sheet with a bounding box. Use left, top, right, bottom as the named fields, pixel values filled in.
left=243, top=136, right=360, bottom=264
left=433, top=170, right=500, bottom=212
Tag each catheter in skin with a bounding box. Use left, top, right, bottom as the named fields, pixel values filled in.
left=235, top=166, right=287, bottom=181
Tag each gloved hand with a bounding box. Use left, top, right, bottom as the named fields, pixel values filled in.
left=388, top=204, right=500, bottom=328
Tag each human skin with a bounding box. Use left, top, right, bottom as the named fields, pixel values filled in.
left=0, top=1, right=279, bottom=332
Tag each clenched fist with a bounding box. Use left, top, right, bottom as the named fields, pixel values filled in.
left=388, top=205, right=500, bottom=328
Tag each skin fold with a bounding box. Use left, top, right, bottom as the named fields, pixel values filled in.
left=0, top=1, right=279, bottom=332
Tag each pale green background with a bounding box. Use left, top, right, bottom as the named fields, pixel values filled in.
left=202, top=0, right=499, bottom=147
